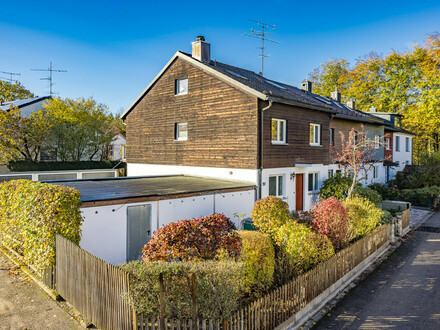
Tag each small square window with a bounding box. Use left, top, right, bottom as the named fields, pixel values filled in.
left=329, top=128, right=335, bottom=146
left=269, top=175, right=284, bottom=197
left=175, top=78, right=188, bottom=95
left=374, top=135, right=380, bottom=149
left=328, top=169, right=334, bottom=178
left=271, top=119, right=287, bottom=144
left=310, top=124, right=321, bottom=146
left=175, top=122, right=188, bottom=140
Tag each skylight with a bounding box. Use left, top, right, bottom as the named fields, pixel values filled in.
left=225, top=70, right=248, bottom=80
left=314, top=95, right=332, bottom=105
left=266, top=80, right=288, bottom=90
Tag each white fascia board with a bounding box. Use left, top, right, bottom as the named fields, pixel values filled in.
left=121, top=51, right=268, bottom=119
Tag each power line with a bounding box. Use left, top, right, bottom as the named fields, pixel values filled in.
left=0, top=70, right=21, bottom=83
left=31, top=61, right=67, bottom=97
left=243, top=20, right=279, bottom=76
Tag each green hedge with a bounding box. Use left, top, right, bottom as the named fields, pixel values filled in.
left=0, top=180, right=83, bottom=273
left=121, top=260, right=244, bottom=319
left=7, top=160, right=126, bottom=172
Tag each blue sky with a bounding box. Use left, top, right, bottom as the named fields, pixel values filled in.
left=1, top=0, right=439, bottom=114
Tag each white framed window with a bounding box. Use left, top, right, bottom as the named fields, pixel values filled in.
left=269, top=175, right=284, bottom=197
left=175, top=122, right=188, bottom=140
left=175, top=78, right=188, bottom=95
left=373, top=166, right=378, bottom=179
left=308, top=172, right=319, bottom=192
left=374, top=135, right=380, bottom=149
left=405, top=137, right=410, bottom=152
left=385, top=137, right=391, bottom=150
left=309, top=124, right=321, bottom=146
left=271, top=119, right=287, bottom=144
left=405, top=160, right=410, bottom=165
left=396, top=136, right=400, bottom=151
left=328, top=169, right=334, bottom=178
left=329, top=128, right=335, bottom=146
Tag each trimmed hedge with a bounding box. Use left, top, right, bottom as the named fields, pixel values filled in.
left=121, top=260, right=244, bottom=319
left=237, top=231, right=275, bottom=299
left=251, top=196, right=291, bottom=237
left=0, top=180, right=83, bottom=273
left=7, top=160, right=126, bottom=172
left=344, top=196, right=383, bottom=241
left=142, top=213, right=241, bottom=262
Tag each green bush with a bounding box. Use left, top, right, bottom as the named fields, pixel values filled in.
left=353, top=186, right=382, bottom=205
left=368, top=183, right=400, bottom=201
left=399, top=186, right=440, bottom=207
left=121, top=260, right=244, bottom=319
left=380, top=210, right=394, bottom=225
left=273, top=221, right=334, bottom=276
left=343, top=196, right=382, bottom=241
left=251, top=196, right=291, bottom=237
left=319, top=173, right=361, bottom=200
left=238, top=231, right=275, bottom=299
left=0, top=180, right=82, bottom=273
left=7, top=160, right=126, bottom=172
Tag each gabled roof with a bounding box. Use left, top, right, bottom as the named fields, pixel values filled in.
left=121, top=51, right=383, bottom=126
left=0, top=96, right=51, bottom=111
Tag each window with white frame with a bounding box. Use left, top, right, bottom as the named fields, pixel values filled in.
left=329, top=128, right=335, bottom=146
left=374, top=135, right=380, bottom=149
left=271, top=119, right=287, bottom=144
left=396, top=136, right=401, bottom=151
left=385, top=137, right=391, bottom=150
left=175, top=78, right=188, bottom=95
left=309, top=124, right=321, bottom=146
left=269, top=175, right=284, bottom=197
left=405, top=137, right=410, bottom=152
left=328, top=169, right=334, bottom=178
left=373, top=165, right=378, bottom=179
left=308, top=172, right=319, bottom=192
left=175, top=122, right=188, bottom=140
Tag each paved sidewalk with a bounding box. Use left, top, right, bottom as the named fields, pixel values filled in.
left=313, top=212, right=440, bottom=329
left=0, top=252, right=82, bottom=330
left=410, top=207, right=431, bottom=228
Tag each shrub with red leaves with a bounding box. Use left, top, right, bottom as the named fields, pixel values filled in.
left=312, top=197, right=349, bottom=250
left=142, top=213, right=242, bottom=262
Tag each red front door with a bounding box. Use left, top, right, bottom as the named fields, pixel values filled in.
left=295, top=174, right=304, bottom=211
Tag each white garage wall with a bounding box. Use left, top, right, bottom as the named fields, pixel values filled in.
left=214, top=190, right=256, bottom=228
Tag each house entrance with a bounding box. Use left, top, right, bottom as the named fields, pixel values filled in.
left=126, top=204, right=152, bottom=261
left=295, top=174, right=304, bottom=211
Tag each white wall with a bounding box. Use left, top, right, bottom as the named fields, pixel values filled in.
left=391, top=133, right=413, bottom=179
left=261, top=164, right=329, bottom=211
left=79, top=188, right=256, bottom=265
left=127, top=163, right=258, bottom=183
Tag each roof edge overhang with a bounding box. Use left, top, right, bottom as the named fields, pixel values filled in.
left=121, top=51, right=269, bottom=119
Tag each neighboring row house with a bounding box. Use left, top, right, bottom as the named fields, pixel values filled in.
left=122, top=36, right=413, bottom=212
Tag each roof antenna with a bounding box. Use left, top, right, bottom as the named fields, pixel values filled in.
left=32, top=61, right=67, bottom=97
left=0, top=70, right=21, bottom=83
left=243, top=20, right=279, bottom=76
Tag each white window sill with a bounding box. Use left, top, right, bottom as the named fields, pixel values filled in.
left=308, top=191, right=319, bottom=195
left=309, top=144, right=322, bottom=147
left=174, top=139, right=188, bottom=142
left=175, top=92, right=188, bottom=96
left=271, top=141, right=288, bottom=145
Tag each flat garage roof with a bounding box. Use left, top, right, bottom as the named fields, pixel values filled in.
left=50, top=175, right=255, bottom=204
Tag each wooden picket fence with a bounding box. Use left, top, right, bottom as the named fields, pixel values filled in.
left=134, top=224, right=391, bottom=330
left=55, top=234, right=133, bottom=330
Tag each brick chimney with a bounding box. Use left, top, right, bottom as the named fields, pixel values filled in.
left=301, top=80, right=313, bottom=93
left=330, top=88, right=341, bottom=103
left=346, top=100, right=355, bottom=109
left=192, top=36, right=210, bottom=62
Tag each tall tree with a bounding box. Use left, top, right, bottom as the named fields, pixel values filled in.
left=0, top=80, right=35, bottom=103
left=43, top=97, right=116, bottom=161
left=309, top=58, right=350, bottom=100
left=0, top=105, right=50, bottom=165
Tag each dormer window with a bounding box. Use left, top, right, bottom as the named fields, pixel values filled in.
left=175, top=78, right=188, bottom=95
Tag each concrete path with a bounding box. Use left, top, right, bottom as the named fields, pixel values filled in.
left=313, top=212, right=440, bottom=329
left=0, top=252, right=82, bottom=330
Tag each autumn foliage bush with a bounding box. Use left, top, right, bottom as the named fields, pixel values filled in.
left=251, top=196, right=291, bottom=236
left=0, top=180, right=83, bottom=273
left=142, top=213, right=241, bottom=262
left=343, top=196, right=383, bottom=241
left=274, top=221, right=335, bottom=276
left=312, top=197, right=349, bottom=250
left=237, top=231, right=275, bottom=299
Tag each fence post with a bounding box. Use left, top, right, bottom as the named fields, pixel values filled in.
left=159, top=273, right=165, bottom=330
left=190, top=273, right=197, bottom=322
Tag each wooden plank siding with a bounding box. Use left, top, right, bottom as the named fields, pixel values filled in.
left=125, top=58, right=260, bottom=169
left=260, top=100, right=331, bottom=168
left=55, top=235, right=132, bottom=330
